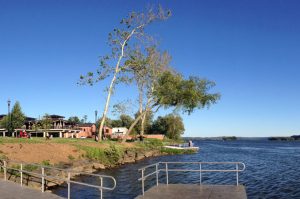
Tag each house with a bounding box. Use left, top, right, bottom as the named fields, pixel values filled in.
left=76, top=123, right=96, bottom=138
left=111, top=127, right=128, bottom=138
left=103, top=126, right=113, bottom=138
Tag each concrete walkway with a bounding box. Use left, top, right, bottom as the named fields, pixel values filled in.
left=136, top=184, right=247, bottom=199
left=0, top=180, right=63, bottom=199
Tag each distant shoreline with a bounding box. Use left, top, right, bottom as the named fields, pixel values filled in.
left=183, top=136, right=300, bottom=141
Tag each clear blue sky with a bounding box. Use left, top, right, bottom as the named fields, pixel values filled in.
left=1, top=0, right=300, bottom=137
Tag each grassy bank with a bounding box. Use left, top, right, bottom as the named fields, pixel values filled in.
left=0, top=137, right=191, bottom=167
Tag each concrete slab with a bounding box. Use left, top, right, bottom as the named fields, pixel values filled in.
left=0, top=180, right=63, bottom=199
left=136, top=184, right=247, bottom=199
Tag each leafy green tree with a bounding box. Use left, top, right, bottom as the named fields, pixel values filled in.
left=150, top=116, right=168, bottom=135
left=0, top=102, right=26, bottom=131
left=0, top=116, right=9, bottom=129
left=40, top=114, right=52, bottom=130
left=96, top=117, right=113, bottom=129
left=79, top=5, right=171, bottom=141
left=119, top=114, right=134, bottom=129
left=111, top=119, right=122, bottom=128
left=165, top=114, right=185, bottom=140
left=134, top=110, right=153, bottom=134
left=68, top=116, right=81, bottom=125
left=150, top=114, right=185, bottom=140
left=126, top=46, right=172, bottom=136
left=82, top=115, right=88, bottom=123
left=111, top=114, right=134, bottom=129
left=123, top=71, right=220, bottom=142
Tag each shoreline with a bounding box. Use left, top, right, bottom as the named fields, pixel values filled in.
left=0, top=137, right=192, bottom=191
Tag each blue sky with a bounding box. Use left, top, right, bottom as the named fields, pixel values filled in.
left=0, top=0, right=300, bottom=137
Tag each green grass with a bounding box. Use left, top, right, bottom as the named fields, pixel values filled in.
left=0, top=137, right=44, bottom=144
left=23, top=164, right=39, bottom=172
left=160, top=147, right=196, bottom=155
left=41, top=160, right=51, bottom=166
left=77, top=144, right=124, bottom=166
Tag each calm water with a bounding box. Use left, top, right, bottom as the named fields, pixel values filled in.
left=53, top=140, right=300, bottom=199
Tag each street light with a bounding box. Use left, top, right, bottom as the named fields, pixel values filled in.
left=7, top=99, right=11, bottom=136
left=94, top=110, right=98, bottom=141
left=95, top=110, right=98, bottom=124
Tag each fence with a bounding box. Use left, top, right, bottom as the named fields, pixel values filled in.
left=0, top=159, right=116, bottom=199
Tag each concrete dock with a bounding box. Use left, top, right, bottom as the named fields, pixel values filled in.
left=136, top=184, right=247, bottom=199
left=0, top=180, right=63, bottom=199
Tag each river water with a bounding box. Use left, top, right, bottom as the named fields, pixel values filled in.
left=53, top=140, right=300, bottom=199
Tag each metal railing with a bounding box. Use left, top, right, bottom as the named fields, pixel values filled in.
left=138, top=161, right=246, bottom=195
left=0, top=159, right=116, bottom=199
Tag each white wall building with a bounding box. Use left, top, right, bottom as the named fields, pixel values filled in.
left=112, top=127, right=128, bottom=136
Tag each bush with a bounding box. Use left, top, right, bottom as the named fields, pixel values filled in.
left=104, top=145, right=123, bottom=165
left=78, top=145, right=124, bottom=166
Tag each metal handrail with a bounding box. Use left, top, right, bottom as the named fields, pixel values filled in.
left=138, top=161, right=246, bottom=195
left=0, top=159, right=116, bottom=199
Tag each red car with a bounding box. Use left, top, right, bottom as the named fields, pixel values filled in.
left=19, top=130, right=28, bottom=138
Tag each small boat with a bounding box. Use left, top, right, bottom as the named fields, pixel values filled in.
left=163, top=143, right=199, bottom=151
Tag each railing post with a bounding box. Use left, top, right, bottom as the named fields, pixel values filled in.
left=199, top=163, right=202, bottom=185
left=41, top=167, right=45, bottom=192
left=3, top=160, right=7, bottom=181
left=20, top=163, right=23, bottom=186
left=155, top=163, right=159, bottom=186
left=142, top=169, right=145, bottom=195
left=165, top=163, right=168, bottom=185
left=100, top=177, right=103, bottom=199
left=67, top=172, right=71, bottom=199
left=236, top=163, right=239, bottom=186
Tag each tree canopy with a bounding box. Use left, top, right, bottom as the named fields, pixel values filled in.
left=150, top=114, right=185, bottom=140
left=0, top=101, right=26, bottom=131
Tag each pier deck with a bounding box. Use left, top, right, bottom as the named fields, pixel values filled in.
left=135, top=184, right=247, bottom=199
left=0, top=180, right=63, bottom=199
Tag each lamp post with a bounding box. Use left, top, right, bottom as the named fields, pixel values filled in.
left=94, top=110, right=98, bottom=141
left=7, top=99, right=11, bottom=136
left=95, top=110, right=98, bottom=124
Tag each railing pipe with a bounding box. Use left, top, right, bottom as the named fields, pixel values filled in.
left=0, top=158, right=116, bottom=196
left=142, top=169, right=145, bottom=195
left=138, top=161, right=246, bottom=194
left=20, top=163, right=23, bottom=186
left=199, top=163, right=202, bottom=185
left=236, top=163, right=239, bottom=186
left=155, top=163, right=159, bottom=186
left=3, top=160, right=7, bottom=181
left=67, top=172, right=71, bottom=199
left=100, top=177, right=103, bottom=199
left=165, top=163, right=168, bottom=185
left=41, top=167, right=45, bottom=192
